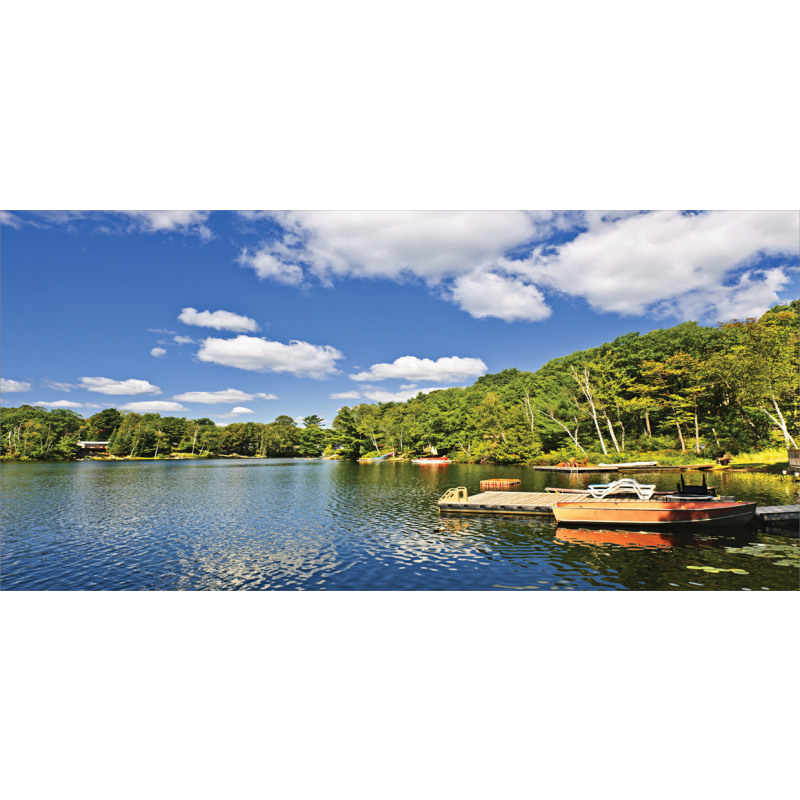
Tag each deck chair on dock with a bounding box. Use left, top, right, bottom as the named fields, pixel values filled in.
left=587, top=478, right=656, bottom=500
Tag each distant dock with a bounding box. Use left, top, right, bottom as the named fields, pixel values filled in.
left=531, top=464, right=718, bottom=474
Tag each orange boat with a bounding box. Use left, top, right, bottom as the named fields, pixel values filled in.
left=480, top=479, right=522, bottom=490
left=553, top=499, right=757, bottom=528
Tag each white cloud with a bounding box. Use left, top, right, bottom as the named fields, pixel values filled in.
left=150, top=347, right=167, bottom=358
left=1, top=212, right=30, bottom=229
left=80, top=377, right=161, bottom=395
left=5, top=211, right=213, bottom=238
left=178, top=307, right=260, bottom=333
left=216, top=406, right=254, bottom=419
left=1, top=378, right=32, bottom=392
left=330, top=391, right=361, bottom=400
left=196, top=336, right=343, bottom=379
left=43, top=380, right=78, bottom=392
left=119, top=401, right=188, bottom=413
left=33, top=399, right=85, bottom=408
left=120, top=211, right=212, bottom=239
left=237, top=210, right=798, bottom=324
left=350, top=355, right=487, bottom=383
left=240, top=211, right=552, bottom=285
left=651, top=267, right=794, bottom=322
left=450, top=272, right=552, bottom=321
left=172, top=389, right=278, bottom=404
left=237, top=248, right=304, bottom=285
left=173, top=335, right=195, bottom=345
left=516, top=210, right=799, bottom=319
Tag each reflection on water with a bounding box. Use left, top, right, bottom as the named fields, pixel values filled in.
left=1, top=459, right=797, bottom=590
left=556, top=528, right=678, bottom=549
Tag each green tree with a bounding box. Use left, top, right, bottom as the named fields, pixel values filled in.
left=86, top=408, right=123, bottom=440
left=297, top=417, right=327, bottom=457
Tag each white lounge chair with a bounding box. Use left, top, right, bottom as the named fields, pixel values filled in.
left=587, top=478, right=656, bottom=500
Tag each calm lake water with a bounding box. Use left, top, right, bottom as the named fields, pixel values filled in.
left=2, top=459, right=798, bottom=590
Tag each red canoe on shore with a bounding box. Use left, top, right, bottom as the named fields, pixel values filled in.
left=553, top=499, right=757, bottom=528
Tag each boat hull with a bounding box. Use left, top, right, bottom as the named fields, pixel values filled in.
left=412, top=458, right=452, bottom=465
left=553, top=499, right=757, bottom=528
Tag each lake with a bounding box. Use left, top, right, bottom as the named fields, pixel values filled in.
left=1, top=458, right=798, bottom=590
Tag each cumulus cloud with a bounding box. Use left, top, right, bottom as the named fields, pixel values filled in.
left=450, top=272, right=551, bottom=321
left=196, top=336, right=344, bottom=378
left=33, top=400, right=85, bottom=408
left=119, top=401, right=188, bottom=413
left=350, top=355, right=487, bottom=383
left=651, top=267, right=795, bottom=322
left=172, top=389, right=278, bottom=404
left=80, top=377, right=161, bottom=395
left=330, top=391, right=361, bottom=399
left=179, top=307, right=260, bottom=333
left=1, top=378, right=32, bottom=392
left=216, top=406, right=254, bottom=419
left=173, top=335, right=195, bottom=345
left=239, top=211, right=552, bottom=285
left=237, top=248, right=304, bottom=285
left=150, top=347, right=167, bottom=358
left=119, top=211, right=212, bottom=239
left=237, top=209, right=798, bottom=323
left=517, top=210, right=799, bottom=319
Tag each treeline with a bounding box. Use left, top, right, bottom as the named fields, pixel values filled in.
left=0, top=407, right=327, bottom=460
left=326, top=301, right=799, bottom=463
left=2, top=302, right=797, bottom=463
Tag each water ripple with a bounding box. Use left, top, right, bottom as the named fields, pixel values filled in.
left=1, top=459, right=797, bottom=590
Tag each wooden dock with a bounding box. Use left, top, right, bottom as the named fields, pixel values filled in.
left=438, top=488, right=800, bottom=524
left=754, top=505, right=800, bottom=522
left=439, top=489, right=592, bottom=515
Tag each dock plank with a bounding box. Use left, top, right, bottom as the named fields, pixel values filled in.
left=754, top=504, right=800, bottom=521
left=439, top=490, right=592, bottom=515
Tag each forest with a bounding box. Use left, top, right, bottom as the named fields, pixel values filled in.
left=2, top=302, right=797, bottom=463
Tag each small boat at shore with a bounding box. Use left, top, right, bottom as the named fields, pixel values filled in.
left=553, top=498, right=757, bottom=528
left=357, top=452, right=395, bottom=463
left=412, top=457, right=452, bottom=465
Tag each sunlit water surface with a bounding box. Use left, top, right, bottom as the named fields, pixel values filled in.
left=2, top=459, right=798, bottom=590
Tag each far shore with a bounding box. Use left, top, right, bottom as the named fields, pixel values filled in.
left=2, top=451, right=795, bottom=475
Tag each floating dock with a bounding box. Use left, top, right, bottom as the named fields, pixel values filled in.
left=439, top=488, right=592, bottom=515
left=754, top=505, right=800, bottom=522
left=438, top=488, right=800, bottom=525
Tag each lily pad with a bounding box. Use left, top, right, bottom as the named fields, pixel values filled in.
left=686, top=566, right=749, bottom=574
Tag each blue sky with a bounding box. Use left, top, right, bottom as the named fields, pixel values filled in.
left=2, top=210, right=798, bottom=427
